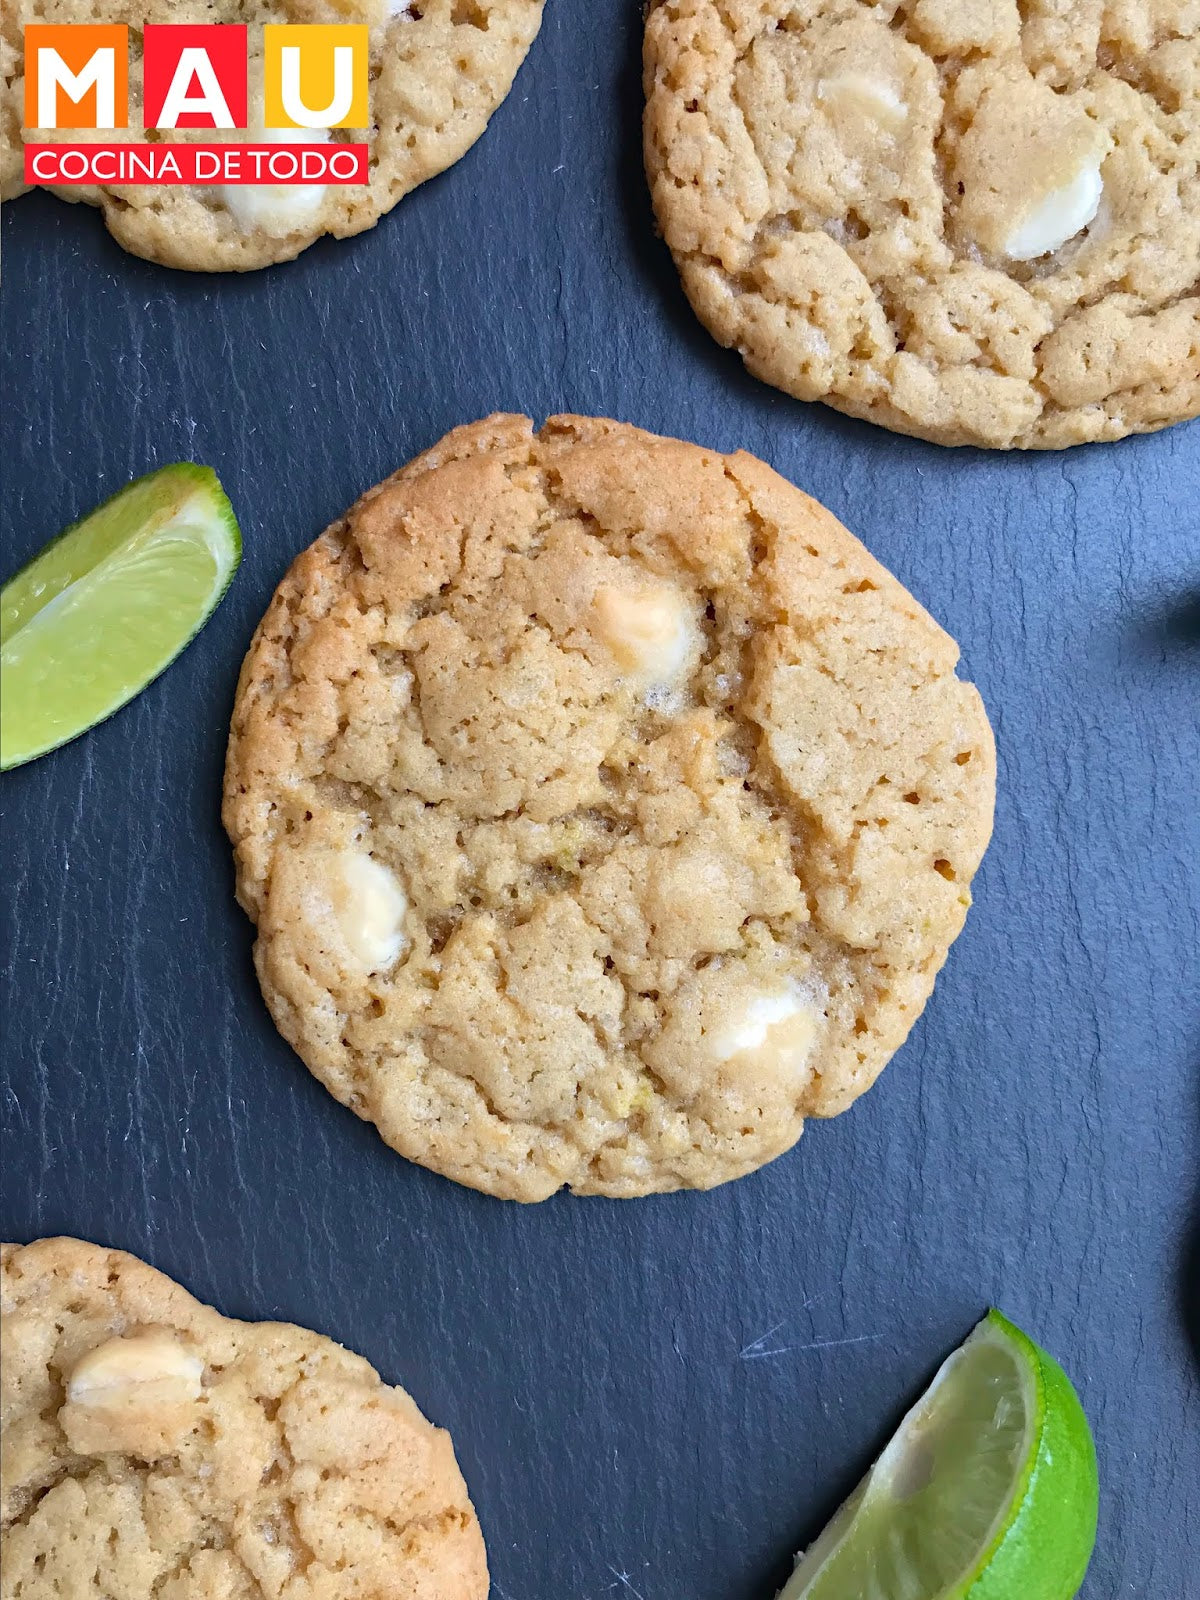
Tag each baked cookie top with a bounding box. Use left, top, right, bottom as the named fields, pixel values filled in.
left=224, top=414, right=995, bottom=1201
left=1, top=1237, right=488, bottom=1600
left=644, top=0, right=1200, bottom=448
left=1, top=0, right=544, bottom=270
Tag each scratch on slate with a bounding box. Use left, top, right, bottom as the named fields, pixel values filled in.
left=739, top=1321, right=786, bottom=1359
left=606, top=1568, right=647, bottom=1600
left=792, top=1333, right=886, bottom=1353
left=740, top=1326, right=886, bottom=1360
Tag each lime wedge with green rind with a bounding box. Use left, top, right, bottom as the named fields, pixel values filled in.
left=780, top=1309, right=1099, bottom=1600
left=1, top=464, right=240, bottom=770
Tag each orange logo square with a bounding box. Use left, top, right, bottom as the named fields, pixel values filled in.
left=24, top=24, right=129, bottom=131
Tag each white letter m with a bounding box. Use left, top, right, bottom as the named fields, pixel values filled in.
left=36, top=46, right=116, bottom=129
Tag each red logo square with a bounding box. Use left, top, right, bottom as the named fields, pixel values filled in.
left=142, top=25, right=247, bottom=131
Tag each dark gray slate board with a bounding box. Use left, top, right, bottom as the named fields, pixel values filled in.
left=2, top=5, right=1198, bottom=1596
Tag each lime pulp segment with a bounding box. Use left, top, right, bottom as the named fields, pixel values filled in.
left=1, top=464, right=240, bottom=769
left=779, top=1310, right=1099, bottom=1600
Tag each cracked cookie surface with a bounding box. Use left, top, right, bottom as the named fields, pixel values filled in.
left=644, top=0, right=1200, bottom=448
left=0, top=1237, right=487, bottom=1600
left=1, top=0, right=543, bottom=271
left=224, top=414, right=995, bottom=1201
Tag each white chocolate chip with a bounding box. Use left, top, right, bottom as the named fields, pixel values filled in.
left=220, top=127, right=330, bottom=239
left=818, top=73, right=908, bottom=132
left=1004, top=158, right=1104, bottom=260
left=708, top=984, right=820, bottom=1084
left=68, top=1332, right=203, bottom=1411
left=327, top=851, right=409, bottom=973
left=592, top=582, right=696, bottom=687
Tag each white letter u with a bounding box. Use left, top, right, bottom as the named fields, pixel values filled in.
left=279, top=45, right=354, bottom=129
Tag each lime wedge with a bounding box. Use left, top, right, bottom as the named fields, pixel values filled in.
left=1, top=464, right=241, bottom=769
left=780, top=1310, right=1099, bottom=1600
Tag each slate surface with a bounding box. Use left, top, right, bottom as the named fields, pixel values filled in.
left=2, top=5, right=1198, bottom=1596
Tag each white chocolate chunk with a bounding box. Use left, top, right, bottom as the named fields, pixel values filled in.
left=592, top=582, right=696, bottom=686
left=327, top=851, right=408, bottom=972
left=1004, top=159, right=1103, bottom=261
left=818, top=73, right=907, bottom=132
left=68, top=1332, right=203, bottom=1411
left=709, top=985, right=820, bottom=1084
left=220, top=127, right=330, bottom=239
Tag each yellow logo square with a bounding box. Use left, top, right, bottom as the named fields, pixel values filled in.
left=262, top=24, right=368, bottom=130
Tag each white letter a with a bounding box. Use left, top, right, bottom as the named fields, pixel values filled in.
left=156, top=47, right=234, bottom=130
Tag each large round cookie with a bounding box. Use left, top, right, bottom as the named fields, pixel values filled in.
left=224, top=414, right=995, bottom=1200
left=1, top=1237, right=488, bottom=1599
left=1, top=0, right=544, bottom=270
left=644, top=0, right=1200, bottom=449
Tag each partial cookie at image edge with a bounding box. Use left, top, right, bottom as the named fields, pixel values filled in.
left=1, top=0, right=545, bottom=271
left=643, top=0, right=1200, bottom=449
left=0, top=1235, right=489, bottom=1599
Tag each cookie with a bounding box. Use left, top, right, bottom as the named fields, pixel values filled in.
left=1, top=0, right=543, bottom=271
left=644, top=0, right=1200, bottom=448
left=1, top=1237, right=488, bottom=1599
left=224, top=414, right=995, bottom=1201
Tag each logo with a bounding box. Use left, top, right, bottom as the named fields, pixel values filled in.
left=23, top=23, right=369, bottom=188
